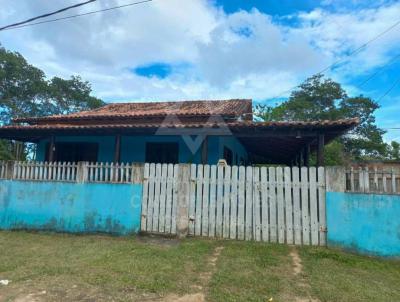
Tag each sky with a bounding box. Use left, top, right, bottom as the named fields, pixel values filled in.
left=0, top=0, right=399, bottom=141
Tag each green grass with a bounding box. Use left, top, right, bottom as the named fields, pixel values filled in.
left=0, top=231, right=399, bottom=302
left=300, top=247, right=400, bottom=302
left=208, top=241, right=307, bottom=302
left=0, top=231, right=215, bottom=301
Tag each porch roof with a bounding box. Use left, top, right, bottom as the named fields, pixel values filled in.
left=0, top=118, right=358, bottom=164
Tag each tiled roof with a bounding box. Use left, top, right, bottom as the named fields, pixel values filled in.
left=0, top=118, right=359, bottom=131
left=14, top=99, right=253, bottom=123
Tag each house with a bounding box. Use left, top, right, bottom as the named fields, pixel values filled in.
left=0, top=99, right=358, bottom=166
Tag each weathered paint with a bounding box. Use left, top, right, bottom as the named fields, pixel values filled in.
left=326, top=192, right=400, bottom=257
left=36, top=135, right=248, bottom=165
left=0, top=180, right=142, bottom=235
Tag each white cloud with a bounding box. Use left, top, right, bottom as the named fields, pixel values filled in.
left=0, top=0, right=399, bottom=104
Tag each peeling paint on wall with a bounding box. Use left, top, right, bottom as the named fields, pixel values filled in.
left=0, top=180, right=142, bottom=235
left=327, top=192, right=400, bottom=257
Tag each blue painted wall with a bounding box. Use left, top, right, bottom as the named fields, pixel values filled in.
left=36, top=135, right=248, bottom=165
left=0, top=180, right=142, bottom=235
left=326, top=192, right=400, bottom=257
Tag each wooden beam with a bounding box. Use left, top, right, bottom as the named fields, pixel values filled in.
left=201, top=135, right=208, bottom=164
left=48, top=136, right=55, bottom=162
left=304, top=144, right=310, bottom=167
left=317, top=134, right=325, bottom=166
left=114, top=134, right=121, bottom=163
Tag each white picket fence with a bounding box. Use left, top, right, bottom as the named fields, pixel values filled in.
left=0, top=161, right=143, bottom=184
left=346, top=167, right=399, bottom=194
left=141, top=163, right=327, bottom=246
left=0, top=161, right=6, bottom=179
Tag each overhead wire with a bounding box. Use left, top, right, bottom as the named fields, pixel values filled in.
left=0, top=0, right=97, bottom=31
left=267, top=18, right=400, bottom=102
left=0, top=0, right=153, bottom=31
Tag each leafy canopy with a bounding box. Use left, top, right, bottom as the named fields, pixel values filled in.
left=256, top=74, right=390, bottom=163
left=0, top=45, right=105, bottom=159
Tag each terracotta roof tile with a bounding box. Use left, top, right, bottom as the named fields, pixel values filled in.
left=14, top=99, right=253, bottom=123
left=0, top=118, right=359, bottom=131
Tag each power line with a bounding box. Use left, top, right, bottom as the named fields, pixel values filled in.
left=377, top=76, right=400, bottom=101
left=0, top=0, right=153, bottom=31
left=268, top=18, right=400, bottom=102
left=0, top=0, right=97, bottom=31
left=358, top=53, right=400, bottom=87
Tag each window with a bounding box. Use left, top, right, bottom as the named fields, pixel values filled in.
left=223, top=146, right=233, bottom=166
left=145, top=142, right=179, bottom=164
left=45, top=142, right=99, bottom=162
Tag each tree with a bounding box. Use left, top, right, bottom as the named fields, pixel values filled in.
left=255, top=74, right=388, bottom=164
left=0, top=46, right=105, bottom=160
left=46, top=76, right=104, bottom=115
left=388, top=141, right=400, bottom=161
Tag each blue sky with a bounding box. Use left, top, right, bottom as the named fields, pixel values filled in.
left=0, top=0, right=399, bottom=141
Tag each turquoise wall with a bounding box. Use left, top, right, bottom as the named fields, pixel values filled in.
left=36, top=135, right=248, bottom=165
left=326, top=192, right=400, bottom=257
left=0, top=180, right=142, bottom=235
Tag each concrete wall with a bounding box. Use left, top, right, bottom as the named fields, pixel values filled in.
left=36, top=135, right=248, bottom=165
left=326, top=192, right=400, bottom=257
left=0, top=180, right=142, bottom=235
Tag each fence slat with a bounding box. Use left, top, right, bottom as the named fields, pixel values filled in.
left=230, top=166, right=238, bottom=240
left=292, top=167, right=301, bottom=245
left=364, top=167, right=370, bottom=192
left=237, top=166, right=246, bottom=240
left=318, top=167, right=326, bottom=246
left=309, top=167, right=319, bottom=246
left=253, top=167, right=261, bottom=241
left=202, top=165, right=210, bottom=237
left=165, top=164, right=174, bottom=233
left=245, top=166, right=253, bottom=241
left=216, top=165, right=224, bottom=238
left=269, top=167, right=277, bottom=243
left=188, top=164, right=197, bottom=236
left=392, top=168, right=397, bottom=193
left=301, top=167, right=310, bottom=245
left=276, top=167, right=285, bottom=244
left=158, top=164, right=168, bottom=233
left=171, top=164, right=179, bottom=234
left=223, top=166, right=231, bottom=238
left=284, top=167, right=293, bottom=245
left=209, top=165, right=217, bottom=237
left=359, top=167, right=364, bottom=192
left=146, top=163, right=156, bottom=232
left=195, top=164, right=204, bottom=236
left=141, top=164, right=150, bottom=231
left=260, top=167, right=269, bottom=242
left=152, top=164, right=162, bottom=232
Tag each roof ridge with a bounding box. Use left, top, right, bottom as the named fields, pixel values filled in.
left=13, top=99, right=253, bottom=123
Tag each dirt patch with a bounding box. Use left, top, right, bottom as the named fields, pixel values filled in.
left=290, top=247, right=303, bottom=275
left=156, top=293, right=205, bottom=302
left=289, top=247, right=321, bottom=302
left=136, top=234, right=180, bottom=248
left=157, top=246, right=224, bottom=302
left=13, top=291, right=47, bottom=302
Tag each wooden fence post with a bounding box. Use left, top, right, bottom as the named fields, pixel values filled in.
left=325, top=166, right=346, bottom=192
left=132, top=163, right=144, bottom=184
left=176, top=164, right=190, bottom=238
left=76, top=161, right=88, bottom=183
left=5, top=161, right=15, bottom=180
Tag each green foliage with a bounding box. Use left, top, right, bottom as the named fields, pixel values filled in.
left=255, top=74, right=392, bottom=163
left=0, top=46, right=105, bottom=160
left=388, top=141, right=400, bottom=160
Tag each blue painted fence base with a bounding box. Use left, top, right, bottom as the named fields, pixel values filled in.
left=327, top=192, right=400, bottom=257
left=0, top=180, right=142, bottom=235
